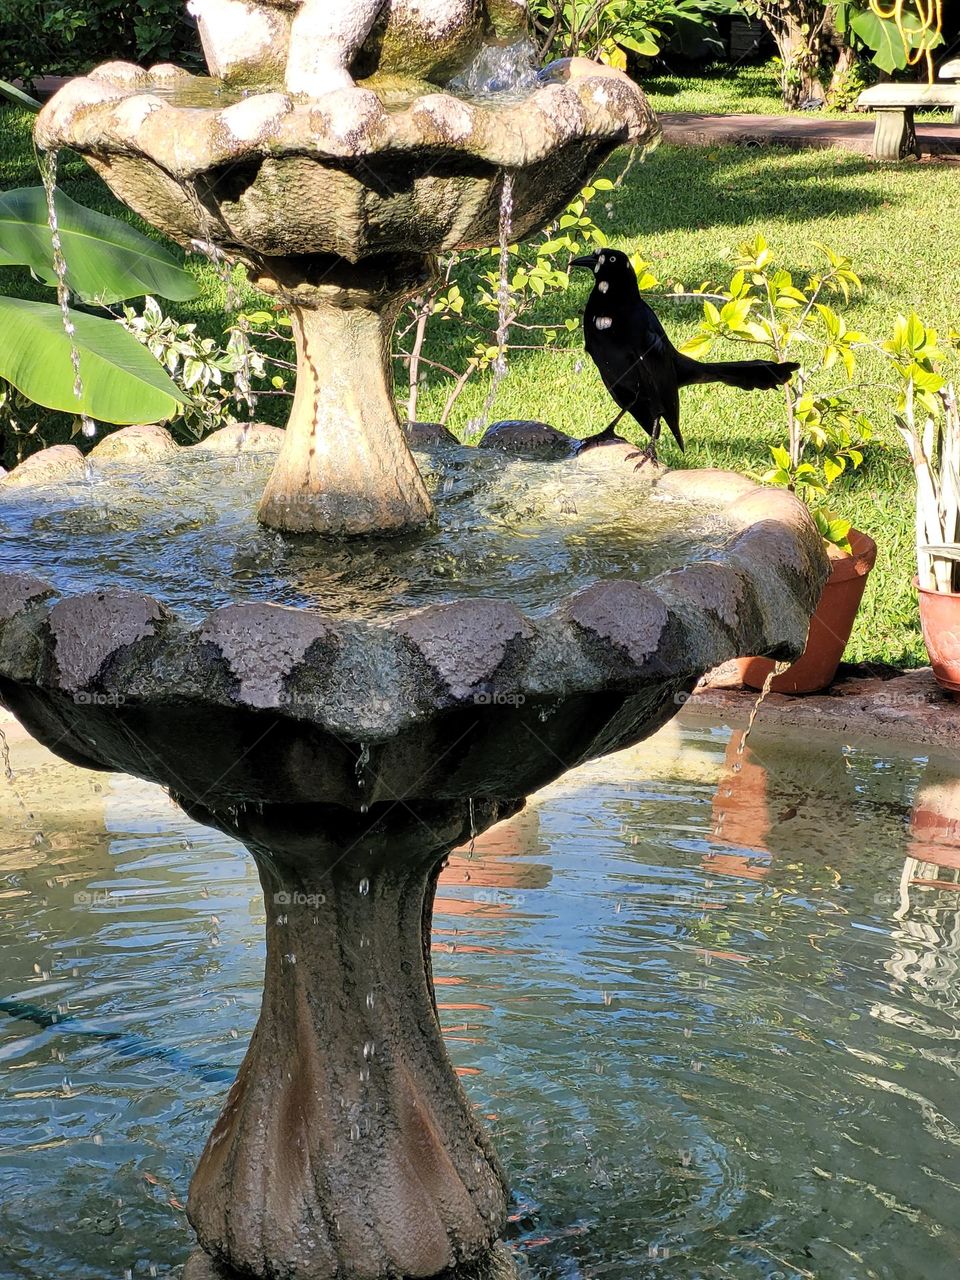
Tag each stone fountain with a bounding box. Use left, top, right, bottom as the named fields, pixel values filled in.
left=0, top=4, right=831, bottom=1278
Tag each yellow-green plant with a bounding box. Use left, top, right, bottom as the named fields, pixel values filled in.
left=681, top=235, right=873, bottom=550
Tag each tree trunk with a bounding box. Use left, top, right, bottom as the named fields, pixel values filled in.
left=756, top=3, right=828, bottom=108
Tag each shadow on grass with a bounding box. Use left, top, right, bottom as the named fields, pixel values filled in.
left=613, top=142, right=886, bottom=239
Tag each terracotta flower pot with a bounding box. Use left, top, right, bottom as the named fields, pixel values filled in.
left=737, top=529, right=878, bottom=695
left=916, top=577, right=960, bottom=696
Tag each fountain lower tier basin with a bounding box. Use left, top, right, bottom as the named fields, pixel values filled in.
left=0, top=445, right=827, bottom=1279
left=0, top=444, right=827, bottom=807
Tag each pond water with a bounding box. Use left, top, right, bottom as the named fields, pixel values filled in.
left=1, top=717, right=958, bottom=1279
left=0, top=446, right=727, bottom=622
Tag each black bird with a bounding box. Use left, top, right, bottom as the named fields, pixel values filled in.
left=571, top=250, right=800, bottom=463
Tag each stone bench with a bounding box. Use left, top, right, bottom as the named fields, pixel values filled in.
left=940, top=58, right=960, bottom=125
left=857, top=82, right=960, bottom=160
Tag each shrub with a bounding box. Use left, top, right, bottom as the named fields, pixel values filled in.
left=1, top=0, right=202, bottom=83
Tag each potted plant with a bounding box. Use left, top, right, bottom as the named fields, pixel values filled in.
left=900, top=380, right=960, bottom=696
left=682, top=236, right=877, bottom=694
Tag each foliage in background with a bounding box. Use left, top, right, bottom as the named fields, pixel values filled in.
left=531, top=0, right=740, bottom=66
left=0, top=185, right=198, bottom=445
left=0, top=0, right=201, bottom=83
left=856, top=0, right=944, bottom=76
left=393, top=179, right=620, bottom=430
left=120, top=298, right=273, bottom=439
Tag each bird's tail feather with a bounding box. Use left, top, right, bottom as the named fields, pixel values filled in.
left=675, top=355, right=800, bottom=392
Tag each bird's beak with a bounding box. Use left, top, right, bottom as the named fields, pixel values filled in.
left=571, top=255, right=597, bottom=271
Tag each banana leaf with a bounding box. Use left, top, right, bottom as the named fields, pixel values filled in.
left=0, top=187, right=198, bottom=304
left=0, top=296, right=184, bottom=424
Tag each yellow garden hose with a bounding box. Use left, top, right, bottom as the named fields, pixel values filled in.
left=868, top=0, right=943, bottom=79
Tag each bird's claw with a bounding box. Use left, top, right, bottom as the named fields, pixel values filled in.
left=625, top=446, right=658, bottom=471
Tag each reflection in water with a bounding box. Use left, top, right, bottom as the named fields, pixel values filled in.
left=2, top=721, right=960, bottom=1277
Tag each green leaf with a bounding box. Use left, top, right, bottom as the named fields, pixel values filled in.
left=679, top=334, right=713, bottom=359
left=0, top=79, right=41, bottom=111
left=0, top=188, right=199, bottom=305
left=848, top=8, right=931, bottom=72
left=0, top=296, right=185, bottom=423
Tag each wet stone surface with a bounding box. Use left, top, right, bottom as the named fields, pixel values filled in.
left=479, top=420, right=573, bottom=457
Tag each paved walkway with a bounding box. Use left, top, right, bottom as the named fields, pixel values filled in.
left=660, top=110, right=960, bottom=157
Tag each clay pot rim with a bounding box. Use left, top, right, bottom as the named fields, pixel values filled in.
left=825, top=528, right=877, bottom=584
left=915, top=574, right=960, bottom=602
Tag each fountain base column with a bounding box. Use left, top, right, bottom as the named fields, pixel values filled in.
left=255, top=257, right=435, bottom=537
left=180, top=798, right=520, bottom=1280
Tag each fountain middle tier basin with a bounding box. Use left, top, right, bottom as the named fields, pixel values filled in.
left=0, top=439, right=828, bottom=1280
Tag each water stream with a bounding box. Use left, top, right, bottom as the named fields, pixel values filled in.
left=469, top=172, right=515, bottom=439
left=40, top=151, right=97, bottom=442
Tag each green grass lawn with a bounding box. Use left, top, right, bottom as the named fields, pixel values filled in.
left=2, top=88, right=959, bottom=668
left=644, top=62, right=790, bottom=115
left=641, top=60, right=955, bottom=123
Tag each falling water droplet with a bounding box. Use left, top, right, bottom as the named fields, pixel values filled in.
left=363, top=1040, right=376, bottom=1060
left=358, top=878, right=370, bottom=897
left=365, top=992, right=375, bottom=1010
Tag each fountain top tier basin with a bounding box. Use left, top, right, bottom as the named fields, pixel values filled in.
left=0, top=436, right=828, bottom=810
left=35, top=59, right=658, bottom=265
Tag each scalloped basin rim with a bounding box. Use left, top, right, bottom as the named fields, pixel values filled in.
left=0, top=463, right=828, bottom=751
left=35, top=60, right=659, bottom=176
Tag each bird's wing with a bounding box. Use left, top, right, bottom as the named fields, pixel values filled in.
left=585, top=297, right=682, bottom=446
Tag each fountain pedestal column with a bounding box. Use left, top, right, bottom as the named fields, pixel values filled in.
left=180, top=798, right=520, bottom=1280
left=254, top=256, right=436, bottom=537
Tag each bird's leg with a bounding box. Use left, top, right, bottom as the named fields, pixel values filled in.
left=575, top=407, right=629, bottom=454
left=625, top=421, right=661, bottom=470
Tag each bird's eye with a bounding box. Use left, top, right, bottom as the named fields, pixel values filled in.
left=608, top=254, right=617, bottom=263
